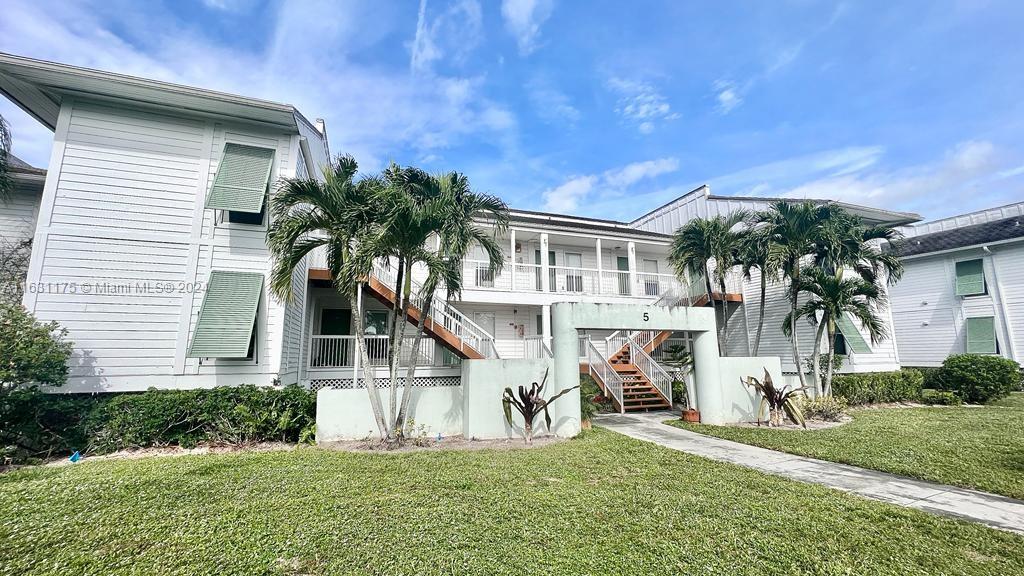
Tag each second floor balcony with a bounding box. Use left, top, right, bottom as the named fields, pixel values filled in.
left=461, top=259, right=684, bottom=298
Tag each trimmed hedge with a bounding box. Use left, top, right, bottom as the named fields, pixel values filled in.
left=831, top=369, right=924, bottom=405
left=921, top=390, right=962, bottom=406
left=1, top=385, right=316, bottom=464
left=934, top=354, right=1020, bottom=404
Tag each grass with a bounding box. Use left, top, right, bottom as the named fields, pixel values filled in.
left=1, top=429, right=1022, bottom=575
left=668, top=392, right=1024, bottom=499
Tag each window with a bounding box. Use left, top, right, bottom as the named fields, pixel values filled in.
left=955, top=259, right=986, bottom=296
left=832, top=332, right=848, bottom=356
left=966, top=316, right=997, bottom=354
left=565, top=252, right=583, bottom=292
left=206, top=143, right=275, bottom=226
left=616, top=256, right=630, bottom=296
left=364, top=310, right=389, bottom=361
left=835, top=313, right=871, bottom=354
left=187, top=271, right=264, bottom=360
left=475, top=262, right=495, bottom=288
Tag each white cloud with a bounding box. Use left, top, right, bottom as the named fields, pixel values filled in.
left=996, top=163, right=1024, bottom=180
left=541, top=175, right=596, bottom=213
left=776, top=140, right=1002, bottom=215
left=0, top=0, right=514, bottom=171
left=607, top=77, right=680, bottom=134
left=542, top=156, right=679, bottom=213
left=501, top=0, right=554, bottom=56
left=713, top=79, right=743, bottom=114
left=410, top=0, right=483, bottom=73
left=603, top=158, right=679, bottom=188
left=525, top=75, right=579, bottom=125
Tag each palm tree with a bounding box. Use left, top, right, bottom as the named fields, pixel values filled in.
left=267, top=154, right=393, bottom=439
left=737, top=224, right=782, bottom=355
left=1, top=114, right=13, bottom=204
left=789, top=267, right=887, bottom=395
left=757, top=200, right=838, bottom=390
left=668, top=211, right=748, bottom=353
left=391, top=170, right=508, bottom=436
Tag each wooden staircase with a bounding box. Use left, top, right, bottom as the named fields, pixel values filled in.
left=607, top=346, right=671, bottom=412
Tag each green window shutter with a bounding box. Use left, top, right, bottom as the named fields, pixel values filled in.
left=835, top=313, right=871, bottom=354
left=965, top=316, right=997, bottom=354
left=187, top=271, right=264, bottom=358
left=205, top=143, right=275, bottom=213
left=954, top=259, right=985, bottom=296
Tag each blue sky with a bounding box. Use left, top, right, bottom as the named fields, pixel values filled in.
left=2, top=0, right=1023, bottom=221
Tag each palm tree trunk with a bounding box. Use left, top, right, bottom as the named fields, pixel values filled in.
left=789, top=262, right=807, bottom=390
left=753, top=271, right=767, bottom=356
left=385, top=257, right=405, bottom=434
left=387, top=259, right=414, bottom=441
left=351, top=290, right=388, bottom=439
left=718, top=276, right=729, bottom=356
left=395, top=290, right=433, bottom=433
left=824, top=323, right=837, bottom=396
left=704, top=264, right=723, bottom=353
left=811, top=314, right=827, bottom=397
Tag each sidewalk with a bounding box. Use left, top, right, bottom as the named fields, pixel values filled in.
left=593, top=411, right=1024, bottom=535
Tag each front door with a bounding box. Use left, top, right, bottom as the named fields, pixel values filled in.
left=565, top=252, right=583, bottom=292
left=316, top=309, right=351, bottom=366
left=616, top=256, right=630, bottom=295
left=642, top=259, right=660, bottom=296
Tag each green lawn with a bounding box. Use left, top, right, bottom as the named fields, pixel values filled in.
left=2, top=429, right=1022, bottom=575
left=668, top=392, right=1024, bottom=499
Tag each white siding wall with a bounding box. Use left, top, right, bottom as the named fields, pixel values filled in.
left=23, top=98, right=318, bottom=391
left=0, top=181, right=42, bottom=245
left=892, top=244, right=1023, bottom=366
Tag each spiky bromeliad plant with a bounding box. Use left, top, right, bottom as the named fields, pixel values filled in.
left=502, top=369, right=579, bottom=444
left=744, top=369, right=806, bottom=428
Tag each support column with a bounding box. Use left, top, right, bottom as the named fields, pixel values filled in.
left=353, top=283, right=363, bottom=384
left=540, top=233, right=550, bottom=292
left=595, top=238, right=603, bottom=295
left=509, top=229, right=517, bottom=290
left=691, top=329, right=726, bottom=424
left=550, top=303, right=581, bottom=437
left=541, top=304, right=551, bottom=343
left=626, top=241, right=637, bottom=297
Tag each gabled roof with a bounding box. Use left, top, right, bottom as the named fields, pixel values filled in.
left=893, top=215, right=1024, bottom=257
left=7, top=153, right=45, bottom=175
left=0, top=52, right=320, bottom=134
left=508, top=208, right=671, bottom=240
left=629, top=184, right=921, bottom=227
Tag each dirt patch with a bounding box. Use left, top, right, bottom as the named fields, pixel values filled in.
left=722, top=416, right=852, bottom=431
left=320, top=434, right=565, bottom=453
left=34, top=442, right=298, bottom=468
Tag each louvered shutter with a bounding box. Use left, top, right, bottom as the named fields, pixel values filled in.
left=187, top=271, right=264, bottom=358
left=205, top=143, right=275, bottom=213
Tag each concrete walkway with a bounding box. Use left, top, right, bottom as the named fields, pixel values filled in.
left=594, top=411, right=1024, bottom=535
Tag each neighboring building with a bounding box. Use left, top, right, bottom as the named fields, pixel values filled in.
left=631, top=185, right=920, bottom=374
left=0, top=52, right=922, bottom=415
left=0, top=154, right=45, bottom=246
left=890, top=202, right=1024, bottom=366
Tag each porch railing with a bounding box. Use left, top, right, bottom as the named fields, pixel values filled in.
left=308, top=335, right=460, bottom=369
left=459, top=259, right=686, bottom=299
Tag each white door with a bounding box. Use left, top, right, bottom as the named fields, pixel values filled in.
left=642, top=259, right=660, bottom=296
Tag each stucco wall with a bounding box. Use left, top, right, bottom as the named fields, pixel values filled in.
left=317, top=386, right=465, bottom=441
left=715, top=356, right=784, bottom=424
left=462, top=358, right=579, bottom=439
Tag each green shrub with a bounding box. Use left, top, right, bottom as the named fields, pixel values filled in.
left=909, top=366, right=943, bottom=391
left=831, top=369, right=923, bottom=405
left=920, top=389, right=962, bottom=406
left=935, top=354, right=1020, bottom=404
left=671, top=379, right=687, bottom=406
left=0, top=303, right=74, bottom=394
left=579, top=374, right=603, bottom=421
left=0, top=384, right=316, bottom=463
left=799, top=395, right=848, bottom=421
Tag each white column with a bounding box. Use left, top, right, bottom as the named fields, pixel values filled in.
left=691, top=328, right=726, bottom=424
left=509, top=228, right=517, bottom=290
left=541, top=304, right=551, bottom=343
left=540, top=233, right=550, bottom=292
left=550, top=303, right=582, bottom=436
left=353, top=283, right=363, bottom=384
left=626, top=241, right=637, bottom=297
left=595, top=238, right=603, bottom=295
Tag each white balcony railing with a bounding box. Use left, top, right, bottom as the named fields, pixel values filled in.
left=308, top=335, right=462, bottom=369
left=460, top=259, right=685, bottom=299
